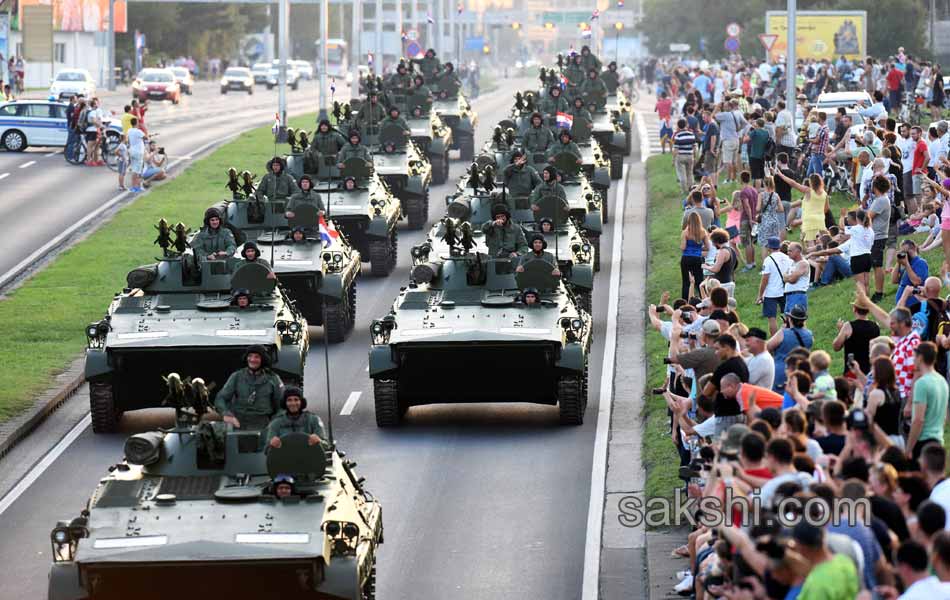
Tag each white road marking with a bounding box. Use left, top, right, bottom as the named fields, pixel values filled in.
left=0, top=132, right=240, bottom=291
left=340, top=391, right=362, bottom=416
left=0, top=414, right=91, bottom=517
left=0, top=173, right=8, bottom=181
left=636, top=112, right=649, bottom=163
left=582, top=164, right=627, bottom=600
left=19, top=161, right=35, bottom=169
left=45, top=151, right=59, bottom=158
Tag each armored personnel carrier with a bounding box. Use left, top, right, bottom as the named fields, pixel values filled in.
left=319, top=158, right=401, bottom=277
left=399, top=91, right=453, bottom=185
left=546, top=153, right=604, bottom=271
left=210, top=179, right=361, bottom=343
left=605, top=89, right=634, bottom=155
left=569, top=115, right=612, bottom=220
left=47, top=376, right=383, bottom=600
left=431, top=79, right=477, bottom=161
left=372, top=124, right=432, bottom=230
left=369, top=247, right=591, bottom=427
left=84, top=228, right=309, bottom=433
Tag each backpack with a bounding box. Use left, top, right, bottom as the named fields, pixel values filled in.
left=77, top=108, right=89, bottom=132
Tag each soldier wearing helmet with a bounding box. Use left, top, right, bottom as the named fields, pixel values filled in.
left=539, top=86, right=569, bottom=125
left=517, top=233, right=560, bottom=276
left=546, top=128, right=582, bottom=163
left=482, top=203, right=528, bottom=258
left=503, top=149, right=542, bottom=203
left=230, top=288, right=252, bottom=309
left=524, top=112, right=555, bottom=155
left=286, top=175, right=326, bottom=218
left=266, top=386, right=327, bottom=449
left=255, top=156, right=299, bottom=202
left=411, top=48, right=442, bottom=82
left=383, top=105, right=411, bottom=137
left=272, top=474, right=296, bottom=498
left=529, top=166, right=569, bottom=217
left=579, top=67, right=608, bottom=108
left=520, top=287, right=541, bottom=306
left=240, top=241, right=271, bottom=269
left=192, top=207, right=237, bottom=261
left=569, top=96, right=594, bottom=127
left=214, top=345, right=284, bottom=430
left=337, top=130, right=372, bottom=166
left=309, top=119, right=345, bottom=156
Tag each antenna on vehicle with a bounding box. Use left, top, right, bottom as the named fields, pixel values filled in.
left=321, top=303, right=334, bottom=447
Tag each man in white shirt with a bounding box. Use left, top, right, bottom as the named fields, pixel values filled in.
left=890, top=540, right=950, bottom=599
left=858, top=91, right=887, bottom=121
left=897, top=123, right=917, bottom=212
left=742, top=328, right=775, bottom=389
left=756, top=237, right=793, bottom=335
left=126, top=118, right=147, bottom=193
left=783, top=242, right=810, bottom=314
left=929, top=126, right=946, bottom=174
left=774, top=99, right=797, bottom=157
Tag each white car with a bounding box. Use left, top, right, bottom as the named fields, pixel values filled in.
left=49, top=69, right=96, bottom=101
left=0, top=100, right=121, bottom=152
left=252, top=62, right=271, bottom=85
left=291, top=60, right=314, bottom=80
left=815, top=91, right=873, bottom=113
left=170, top=67, right=194, bottom=95
left=220, top=67, right=254, bottom=95
left=267, top=62, right=300, bottom=90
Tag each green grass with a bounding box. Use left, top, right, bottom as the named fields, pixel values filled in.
left=642, top=157, right=945, bottom=501
left=0, top=114, right=317, bottom=422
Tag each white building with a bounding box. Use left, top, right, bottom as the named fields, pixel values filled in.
left=8, top=30, right=110, bottom=89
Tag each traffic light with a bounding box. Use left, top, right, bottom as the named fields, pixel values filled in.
left=544, top=22, right=555, bottom=30
left=511, top=22, right=521, bottom=30
left=483, top=45, right=491, bottom=54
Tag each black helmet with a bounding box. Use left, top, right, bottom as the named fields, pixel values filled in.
left=542, top=165, right=558, bottom=180
left=581, top=45, right=591, bottom=54
left=347, top=129, right=362, bottom=142
left=529, top=233, right=547, bottom=249
left=521, top=287, right=540, bottom=303
left=491, top=203, right=511, bottom=219
left=298, top=174, right=314, bottom=189
left=559, top=129, right=573, bottom=139
left=266, top=156, right=286, bottom=173
left=203, top=207, right=223, bottom=228
left=510, top=148, right=525, bottom=160
left=318, top=118, right=331, bottom=130
left=272, top=474, right=296, bottom=494
left=343, top=176, right=358, bottom=189
left=230, top=287, right=251, bottom=304
left=389, top=105, right=400, bottom=115
left=426, top=48, right=436, bottom=57
left=241, top=241, right=260, bottom=259
left=290, top=225, right=308, bottom=239
left=243, top=344, right=271, bottom=368
left=549, top=86, right=561, bottom=95
left=538, top=217, right=554, bottom=230
left=530, top=111, right=543, bottom=124
left=573, top=96, right=584, bottom=105
left=608, top=61, right=617, bottom=70
left=281, top=385, right=307, bottom=410
left=444, top=62, right=454, bottom=71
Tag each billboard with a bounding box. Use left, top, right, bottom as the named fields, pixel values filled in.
left=765, top=10, right=866, bottom=62
left=19, top=0, right=128, bottom=33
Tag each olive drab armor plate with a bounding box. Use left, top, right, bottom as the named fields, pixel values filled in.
left=515, top=259, right=560, bottom=291
left=230, top=261, right=277, bottom=295
left=409, top=93, right=430, bottom=115
left=342, top=157, right=373, bottom=180
left=265, top=432, right=328, bottom=478
left=380, top=124, right=407, bottom=149
left=535, top=195, right=570, bottom=226
left=288, top=204, right=320, bottom=230
left=572, top=116, right=593, bottom=144
left=554, top=153, right=581, bottom=177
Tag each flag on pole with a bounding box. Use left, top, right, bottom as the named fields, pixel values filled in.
left=457, top=2, right=463, bottom=14
left=426, top=12, right=434, bottom=24
left=556, top=112, right=573, bottom=129
left=401, top=30, right=408, bottom=41
left=590, top=8, right=599, bottom=20
left=617, top=0, right=624, bottom=6
left=367, top=52, right=374, bottom=67
left=272, top=112, right=280, bottom=134
left=330, top=77, right=336, bottom=94
left=559, top=73, right=568, bottom=89
left=581, top=28, right=592, bottom=39
left=319, top=216, right=340, bottom=248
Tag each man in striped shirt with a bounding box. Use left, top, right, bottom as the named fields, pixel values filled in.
left=672, top=118, right=697, bottom=193
left=806, top=111, right=829, bottom=177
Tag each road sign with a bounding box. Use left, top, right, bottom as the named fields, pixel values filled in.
left=407, top=29, right=417, bottom=41
left=724, top=36, right=740, bottom=53
left=726, top=22, right=741, bottom=37
left=668, top=43, right=690, bottom=53
left=406, top=41, right=422, bottom=57
left=758, top=33, right=778, bottom=51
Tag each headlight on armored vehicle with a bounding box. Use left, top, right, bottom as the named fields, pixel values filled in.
left=323, top=520, right=360, bottom=556
left=571, top=319, right=583, bottom=331
left=289, top=322, right=301, bottom=334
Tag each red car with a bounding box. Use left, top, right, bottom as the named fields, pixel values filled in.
left=132, top=68, right=182, bottom=104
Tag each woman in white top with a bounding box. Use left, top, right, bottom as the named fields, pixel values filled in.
left=842, top=208, right=875, bottom=293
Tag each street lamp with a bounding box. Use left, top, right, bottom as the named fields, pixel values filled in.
left=511, top=22, right=521, bottom=30
left=544, top=22, right=555, bottom=30
left=613, top=21, right=623, bottom=64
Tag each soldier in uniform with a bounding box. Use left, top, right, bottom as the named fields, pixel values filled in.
left=517, top=233, right=560, bottom=276
left=386, top=61, right=413, bottom=92
left=383, top=105, right=412, bottom=137
left=538, top=217, right=555, bottom=234
left=569, top=96, right=594, bottom=128
left=503, top=149, right=542, bottom=209
left=338, top=130, right=373, bottom=166
left=564, top=53, right=587, bottom=88
left=546, top=129, right=583, bottom=163
left=411, top=48, right=442, bottom=83
left=434, top=62, right=461, bottom=95
left=356, top=91, right=386, bottom=133
left=601, top=61, right=620, bottom=94
left=579, top=68, right=608, bottom=110
left=342, top=176, right=359, bottom=191
left=214, top=345, right=284, bottom=431
left=539, top=86, right=570, bottom=126
left=286, top=175, right=325, bottom=218
left=240, top=241, right=272, bottom=270
left=230, top=288, right=252, bottom=309
left=411, top=74, right=432, bottom=100
left=482, top=204, right=528, bottom=258
left=272, top=474, right=296, bottom=498
left=523, top=112, right=555, bottom=156
left=520, top=287, right=541, bottom=306
left=256, top=157, right=299, bottom=202
left=289, top=226, right=307, bottom=243
left=309, top=119, right=345, bottom=157
left=529, top=166, right=570, bottom=218
left=192, top=207, right=237, bottom=261
left=579, top=45, right=602, bottom=74
left=265, top=386, right=327, bottom=449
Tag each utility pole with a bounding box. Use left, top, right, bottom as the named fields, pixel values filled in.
left=107, top=0, right=115, bottom=90
left=319, top=0, right=329, bottom=121
left=410, top=0, right=418, bottom=50
left=396, top=0, right=404, bottom=56
left=931, top=0, right=937, bottom=58
left=351, top=0, right=361, bottom=86
left=278, top=0, right=289, bottom=140
left=265, top=4, right=273, bottom=63
left=374, top=0, right=383, bottom=75
left=448, top=0, right=456, bottom=62
left=786, top=0, right=796, bottom=120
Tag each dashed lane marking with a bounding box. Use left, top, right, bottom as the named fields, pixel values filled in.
left=44, top=151, right=59, bottom=158
left=340, top=391, right=362, bottom=416
left=19, top=161, right=35, bottom=169
left=0, top=173, right=8, bottom=181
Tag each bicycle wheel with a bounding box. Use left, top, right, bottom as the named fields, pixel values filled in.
left=102, top=133, right=120, bottom=172
left=66, top=142, right=87, bottom=165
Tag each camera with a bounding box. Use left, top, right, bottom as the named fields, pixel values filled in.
left=914, top=286, right=924, bottom=294
left=897, top=251, right=907, bottom=260
left=662, top=357, right=673, bottom=365
left=655, top=306, right=666, bottom=313
left=679, top=332, right=697, bottom=340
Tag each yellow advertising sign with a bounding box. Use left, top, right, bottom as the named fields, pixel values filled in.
left=765, top=11, right=866, bottom=62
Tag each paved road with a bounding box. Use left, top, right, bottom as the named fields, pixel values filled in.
left=0, top=80, right=327, bottom=280
left=0, top=78, right=636, bottom=599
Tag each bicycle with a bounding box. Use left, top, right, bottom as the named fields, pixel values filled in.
left=64, top=126, right=121, bottom=171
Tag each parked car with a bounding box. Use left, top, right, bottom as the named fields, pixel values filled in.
left=291, top=59, right=314, bottom=80
left=252, top=62, right=271, bottom=85
left=0, top=100, right=121, bottom=152
left=170, top=67, right=194, bottom=95
left=267, top=61, right=300, bottom=90
left=220, top=67, right=254, bottom=95
left=132, top=68, right=182, bottom=104
left=49, top=68, right=96, bottom=101
left=815, top=91, right=873, bottom=112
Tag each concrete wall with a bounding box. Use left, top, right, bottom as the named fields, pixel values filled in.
left=8, top=31, right=106, bottom=89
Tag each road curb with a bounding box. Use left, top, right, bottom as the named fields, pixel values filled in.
left=0, top=358, right=85, bottom=461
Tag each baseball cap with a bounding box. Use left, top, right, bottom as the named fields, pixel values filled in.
left=701, top=320, right=722, bottom=336
left=766, top=236, right=781, bottom=249
left=743, top=327, right=768, bottom=341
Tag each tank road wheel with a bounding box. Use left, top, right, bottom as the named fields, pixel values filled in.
left=90, top=381, right=121, bottom=433
left=575, top=289, right=592, bottom=314
left=374, top=379, right=401, bottom=427
left=558, top=376, right=585, bottom=425
left=610, top=153, right=623, bottom=180
left=459, top=135, right=475, bottom=161
left=323, top=298, right=349, bottom=344
left=405, top=196, right=427, bottom=230
left=441, top=152, right=450, bottom=181
left=346, top=282, right=358, bottom=332
left=582, top=360, right=590, bottom=399
left=361, top=556, right=377, bottom=600
left=592, top=235, right=602, bottom=272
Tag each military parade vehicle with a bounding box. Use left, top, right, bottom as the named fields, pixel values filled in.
left=369, top=238, right=592, bottom=427
left=395, top=89, right=453, bottom=185
left=569, top=115, right=613, bottom=217
left=431, top=78, right=477, bottom=162
left=371, top=124, right=433, bottom=230
left=48, top=375, right=382, bottom=600
left=212, top=171, right=361, bottom=343
left=605, top=88, right=634, bottom=155
left=543, top=153, right=604, bottom=271
left=84, top=224, right=309, bottom=433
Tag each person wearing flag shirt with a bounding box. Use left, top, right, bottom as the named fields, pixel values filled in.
left=523, top=112, right=555, bottom=156
left=546, top=129, right=582, bottom=164
left=539, top=86, right=570, bottom=127
left=579, top=68, right=608, bottom=109
left=285, top=175, right=325, bottom=219
left=256, top=157, right=299, bottom=202
left=579, top=45, right=601, bottom=74
left=529, top=166, right=570, bottom=219
left=411, top=49, right=441, bottom=83
left=338, top=130, right=373, bottom=166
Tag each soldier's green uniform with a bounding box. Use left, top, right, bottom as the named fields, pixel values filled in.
left=528, top=181, right=570, bottom=218
left=339, top=142, right=373, bottom=164
left=383, top=114, right=411, bottom=134
left=564, top=60, right=586, bottom=87
left=524, top=123, right=555, bottom=155
left=256, top=158, right=299, bottom=202
left=287, top=188, right=326, bottom=214
left=214, top=366, right=284, bottom=430
left=411, top=51, right=442, bottom=82
left=241, top=257, right=271, bottom=269
left=601, top=68, right=620, bottom=94
left=546, top=138, right=582, bottom=162
left=503, top=162, right=542, bottom=197
left=570, top=105, right=593, bottom=124
left=357, top=100, right=387, bottom=132
left=386, top=69, right=413, bottom=92
left=539, top=91, right=570, bottom=123
left=579, top=48, right=602, bottom=74
left=482, top=209, right=529, bottom=258
left=579, top=76, right=609, bottom=109
left=434, top=69, right=461, bottom=95
left=192, top=208, right=237, bottom=259
left=265, top=410, right=327, bottom=440
left=310, top=128, right=346, bottom=156
left=519, top=248, right=558, bottom=269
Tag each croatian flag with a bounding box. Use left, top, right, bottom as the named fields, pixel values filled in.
left=559, top=73, right=568, bottom=89
left=401, top=30, right=408, bottom=41
left=272, top=112, right=280, bottom=134
left=426, top=12, right=434, bottom=24
left=617, top=0, right=624, bottom=6
left=457, top=2, right=463, bottom=14
left=319, top=216, right=340, bottom=248
left=581, top=28, right=592, bottom=39
left=556, top=112, right=573, bottom=129
left=368, top=52, right=374, bottom=67
left=330, top=77, right=336, bottom=93
left=591, top=8, right=599, bottom=20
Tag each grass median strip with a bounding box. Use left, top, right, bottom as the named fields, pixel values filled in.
left=642, top=156, right=946, bottom=502
left=0, top=114, right=317, bottom=422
